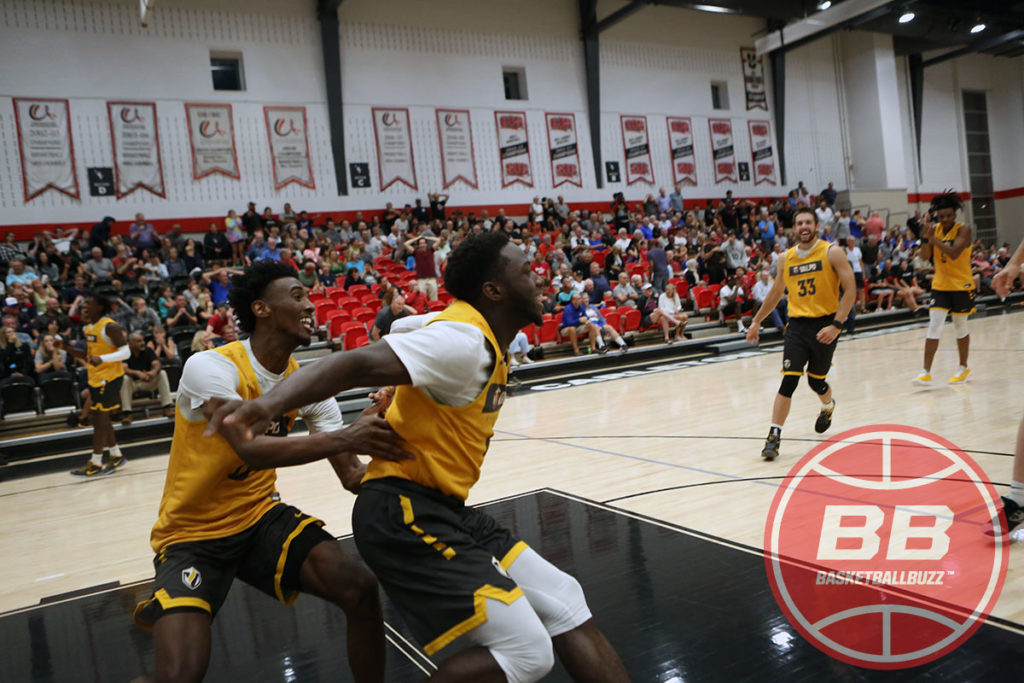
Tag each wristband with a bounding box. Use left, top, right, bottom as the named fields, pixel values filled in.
left=830, top=321, right=844, bottom=330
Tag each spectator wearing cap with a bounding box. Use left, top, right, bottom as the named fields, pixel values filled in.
left=88, top=216, right=114, bottom=252
left=297, top=260, right=318, bottom=289
left=4, top=296, right=35, bottom=338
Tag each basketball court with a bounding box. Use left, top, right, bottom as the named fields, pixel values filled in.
left=2, top=312, right=1021, bottom=680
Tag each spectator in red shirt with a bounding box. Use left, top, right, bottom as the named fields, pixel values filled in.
left=402, top=285, right=429, bottom=314
left=404, top=235, right=441, bottom=301
left=862, top=211, right=885, bottom=241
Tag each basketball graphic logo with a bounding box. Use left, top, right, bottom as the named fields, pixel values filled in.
left=764, top=425, right=1008, bottom=669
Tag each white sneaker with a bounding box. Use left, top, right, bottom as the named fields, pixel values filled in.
left=520, top=355, right=534, bottom=364
left=509, top=356, right=519, bottom=367
left=737, top=321, right=747, bottom=333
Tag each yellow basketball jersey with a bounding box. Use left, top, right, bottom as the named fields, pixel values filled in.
left=364, top=301, right=507, bottom=501
left=931, top=222, right=974, bottom=291
left=149, top=341, right=300, bottom=552
left=783, top=239, right=840, bottom=318
left=84, top=316, right=125, bottom=386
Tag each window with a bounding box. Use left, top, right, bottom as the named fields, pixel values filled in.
left=711, top=81, right=730, bottom=110
left=210, top=51, right=245, bottom=91
left=961, top=90, right=994, bottom=241
left=502, top=67, right=527, bottom=101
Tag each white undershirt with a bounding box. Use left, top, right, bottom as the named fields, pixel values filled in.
left=384, top=313, right=493, bottom=407
left=177, top=338, right=344, bottom=432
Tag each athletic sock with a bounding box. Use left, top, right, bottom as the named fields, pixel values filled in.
left=822, top=399, right=835, bottom=412
left=922, top=369, right=930, bottom=375
left=616, top=338, right=627, bottom=347
left=769, top=424, right=782, bottom=437
left=109, top=444, right=122, bottom=458
left=90, top=452, right=104, bottom=467
left=1008, top=481, right=1024, bottom=507
left=958, top=365, right=968, bottom=373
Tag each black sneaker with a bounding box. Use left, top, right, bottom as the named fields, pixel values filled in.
left=815, top=401, right=835, bottom=434
left=988, top=497, right=1024, bottom=536
left=70, top=462, right=111, bottom=478
left=103, top=454, right=127, bottom=473
left=761, top=432, right=781, bottom=461
left=597, top=344, right=608, bottom=355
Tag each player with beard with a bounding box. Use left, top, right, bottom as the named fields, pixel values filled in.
left=205, top=233, right=629, bottom=683
left=746, top=207, right=856, bottom=461
left=133, top=261, right=410, bottom=682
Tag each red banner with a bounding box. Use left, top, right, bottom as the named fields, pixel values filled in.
left=666, top=116, right=696, bottom=187
left=620, top=115, right=654, bottom=185
left=494, top=111, right=533, bottom=188
left=708, top=118, right=736, bottom=184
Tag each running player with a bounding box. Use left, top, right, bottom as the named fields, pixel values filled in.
left=913, top=191, right=974, bottom=386
left=61, top=293, right=129, bottom=477
left=991, top=239, right=1024, bottom=533
left=133, top=262, right=409, bottom=682
left=206, top=233, right=629, bottom=682
left=746, top=207, right=856, bottom=461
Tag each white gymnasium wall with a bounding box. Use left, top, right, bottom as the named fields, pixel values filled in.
left=0, top=0, right=898, bottom=229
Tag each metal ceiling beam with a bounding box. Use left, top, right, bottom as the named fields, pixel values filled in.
left=755, top=0, right=901, bottom=55
left=595, top=0, right=651, bottom=33
left=580, top=0, right=604, bottom=188
left=318, top=0, right=347, bottom=195
left=921, top=29, right=1024, bottom=67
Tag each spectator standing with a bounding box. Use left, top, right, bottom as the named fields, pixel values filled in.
left=405, top=235, right=441, bottom=301
left=647, top=242, right=670, bottom=292
left=669, top=185, right=684, bottom=213
left=88, top=216, right=115, bottom=252
left=815, top=200, right=835, bottom=232
left=129, top=213, right=159, bottom=254
left=862, top=211, right=885, bottom=241
left=821, top=182, right=837, bottom=207
left=205, top=222, right=232, bottom=265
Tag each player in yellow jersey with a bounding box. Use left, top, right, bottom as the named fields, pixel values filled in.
left=132, top=262, right=410, bottom=682
left=746, top=207, right=856, bottom=460
left=59, top=293, right=130, bottom=478
left=913, top=191, right=975, bottom=385
left=207, top=233, right=629, bottom=683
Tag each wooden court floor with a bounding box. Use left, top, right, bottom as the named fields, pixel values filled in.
left=1, top=312, right=1021, bottom=678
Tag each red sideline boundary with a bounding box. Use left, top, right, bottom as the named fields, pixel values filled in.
left=3, top=188, right=1022, bottom=241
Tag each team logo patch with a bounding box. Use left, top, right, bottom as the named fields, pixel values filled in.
left=783, top=359, right=791, bottom=369
left=181, top=566, right=202, bottom=590
left=483, top=384, right=507, bottom=413
left=764, top=425, right=1008, bottom=669
left=789, top=261, right=823, bottom=277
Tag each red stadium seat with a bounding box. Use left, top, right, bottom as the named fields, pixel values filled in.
left=537, top=320, right=558, bottom=344
left=329, top=316, right=357, bottom=340
left=341, top=299, right=362, bottom=312
left=708, top=284, right=722, bottom=295
left=521, top=323, right=537, bottom=345
left=622, top=308, right=641, bottom=331
left=359, top=294, right=379, bottom=306
left=603, top=310, right=621, bottom=330
left=355, top=309, right=377, bottom=325
left=349, top=284, right=370, bottom=295
left=322, top=308, right=347, bottom=323
left=330, top=290, right=352, bottom=305
left=308, top=291, right=326, bottom=303
left=428, top=300, right=447, bottom=311
left=344, top=329, right=369, bottom=350
left=314, top=300, right=335, bottom=322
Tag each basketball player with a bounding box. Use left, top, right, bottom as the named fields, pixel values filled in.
left=913, top=191, right=974, bottom=386
left=991, top=239, right=1024, bottom=532
left=746, top=207, right=856, bottom=461
left=60, top=293, right=129, bottom=477
left=133, top=262, right=410, bottom=682
left=207, top=233, right=629, bottom=682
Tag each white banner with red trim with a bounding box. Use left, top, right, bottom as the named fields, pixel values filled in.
left=545, top=112, right=581, bottom=188
left=12, top=98, right=80, bottom=202
left=263, top=106, right=315, bottom=190
left=620, top=115, right=654, bottom=185
left=185, top=103, right=239, bottom=180
left=372, top=107, right=417, bottom=191
left=666, top=116, right=697, bottom=187
left=748, top=119, right=776, bottom=185
left=494, top=111, right=533, bottom=188
left=107, top=100, right=165, bottom=198
left=435, top=108, right=477, bottom=189
left=708, top=118, right=737, bottom=184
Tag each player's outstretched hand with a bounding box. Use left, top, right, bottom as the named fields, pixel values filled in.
left=993, top=264, right=1020, bottom=298
left=203, top=396, right=274, bottom=440
left=745, top=321, right=761, bottom=345
left=340, top=408, right=412, bottom=462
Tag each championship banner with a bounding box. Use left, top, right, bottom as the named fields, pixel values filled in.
left=741, top=48, right=768, bottom=111
left=748, top=119, right=777, bottom=185
left=263, top=106, right=315, bottom=190
left=620, top=115, right=654, bottom=186
left=184, top=103, right=239, bottom=180
left=372, top=107, right=417, bottom=191
left=666, top=116, right=697, bottom=187
left=107, top=101, right=165, bottom=199
left=494, top=110, right=533, bottom=188
left=435, top=108, right=477, bottom=189
left=545, top=112, right=581, bottom=188
left=708, top=118, right=737, bottom=184
left=12, top=98, right=80, bottom=202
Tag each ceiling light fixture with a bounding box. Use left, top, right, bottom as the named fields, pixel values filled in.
left=970, top=21, right=986, bottom=34
left=898, top=9, right=915, bottom=24
left=692, top=4, right=734, bottom=14
left=816, top=1, right=832, bottom=10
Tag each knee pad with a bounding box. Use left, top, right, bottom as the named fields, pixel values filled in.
left=779, top=373, right=800, bottom=398
left=926, top=308, right=946, bottom=339
left=807, top=375, right=830, bottom=396
left=952, top=313, right=969, bottom=339
left=472, top=597, right=554, bottom=683
left=505, top=548, right=592, bottom=637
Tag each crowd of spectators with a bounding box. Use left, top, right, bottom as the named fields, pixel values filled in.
left=0, top=183, right=1018, bottom=416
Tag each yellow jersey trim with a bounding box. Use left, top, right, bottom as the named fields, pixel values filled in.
left=273, top=515, right=323, bottom=604
left=156, top=587, right=211, bottom=613
left=499, top=540, right=530, bottom=571
left=422, top=584, right=524, bottom=655
left=806, top=371, right=829, bottom=379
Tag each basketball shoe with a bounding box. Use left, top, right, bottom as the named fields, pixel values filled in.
left=815, top=400, right=835, bottom=434
left=70, top=462, right=110, bottom=478
left=912, top=372, right=932, bottom=386
left=761, top=429, right=781, bottom=461
left=987, top=497, right=1024, bottom=536
left=948, top=368, right=971, bottom=384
